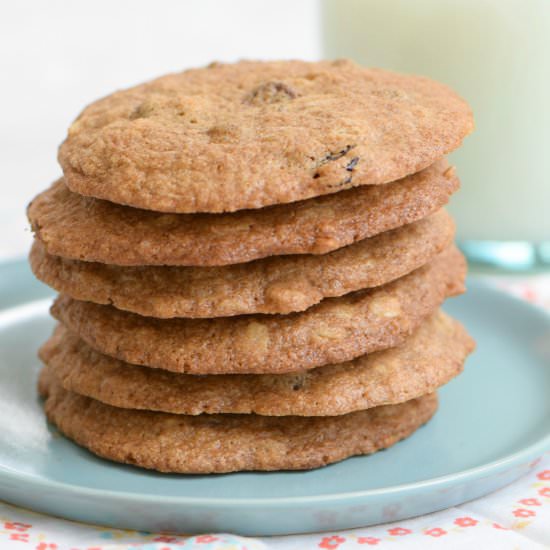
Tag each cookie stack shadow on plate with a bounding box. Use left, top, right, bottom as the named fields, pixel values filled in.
left=27, top=60, right=475, bottom=474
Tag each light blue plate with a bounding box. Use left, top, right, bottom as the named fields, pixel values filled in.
left=0, top=260, right=549, bottom=536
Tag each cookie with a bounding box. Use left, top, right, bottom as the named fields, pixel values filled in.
left=58, top=60, right=472, bottom=213
left=50, top=246, right=466, bottom=374
left=28, top=160, right=458, bottom=267
left=39, top=369, right=438, bottom=473
left=41, top=312, right=473, bottom=417
left=30, top=210, right=453, bottom=318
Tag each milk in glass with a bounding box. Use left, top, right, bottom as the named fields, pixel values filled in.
left=322, top=0, right=550, bottom=267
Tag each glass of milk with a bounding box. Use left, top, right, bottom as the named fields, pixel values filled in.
left=322, top=0, right=550, bottom=270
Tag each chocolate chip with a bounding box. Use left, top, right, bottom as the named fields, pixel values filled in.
left=340, top=174, right=353, bottom=186
left=243, top=81, right=298, bottom=105
left=312, top=145, right=359, bottom=185
left=346, top=157, right=360, bottom=171
left=321, top=144, right=356, bottom=163
left=289, top=374, right=306, bottom=391
left=327, top=158, right=360, bottom=188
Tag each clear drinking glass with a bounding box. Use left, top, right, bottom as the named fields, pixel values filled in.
left=322, top=0, right=550, bottom=270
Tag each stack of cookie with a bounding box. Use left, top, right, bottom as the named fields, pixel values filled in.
left=28, top=60, right=475, bottom=473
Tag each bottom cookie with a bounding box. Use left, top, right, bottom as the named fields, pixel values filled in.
left=39, top=369, right=438, bottom=473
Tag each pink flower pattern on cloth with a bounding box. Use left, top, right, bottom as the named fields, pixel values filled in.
left=0, top=459, right=549, bottom=549
left=0, top=276, right=548, bottom=550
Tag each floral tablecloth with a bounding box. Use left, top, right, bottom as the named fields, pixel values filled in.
left=1, top=274, right=549, bottom=550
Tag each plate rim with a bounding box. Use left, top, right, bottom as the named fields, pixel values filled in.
left=1, top=261, right=550, bottom=507
left=0, top=435, right=549, bottom=507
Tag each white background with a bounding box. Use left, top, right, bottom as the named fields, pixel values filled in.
left=0, top=0, right=320, bottom=260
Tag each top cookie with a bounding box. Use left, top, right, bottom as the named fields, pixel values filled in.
left=59, top=60, right=473, bottom=213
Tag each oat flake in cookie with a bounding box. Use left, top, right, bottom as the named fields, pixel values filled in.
left=59, top=60, right=473, bottom=213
